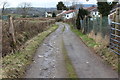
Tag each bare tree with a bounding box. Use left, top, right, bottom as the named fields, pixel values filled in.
left=2, top=1, right=9, bottom=15
left=18, top=2, right=32, bottom=18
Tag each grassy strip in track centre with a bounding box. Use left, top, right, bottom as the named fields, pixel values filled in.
left=2, top=24, right=58, bottom=78
left=62, top=40, right=78, bottom=78
left=62, top=25, right=66, bottom=32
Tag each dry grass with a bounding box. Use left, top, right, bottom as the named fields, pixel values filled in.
left=2, top=24, right=58, bottom=78
left=94, top=45, right=118, bottom=70
left=70, top=24, right=119, bottom=71
left=87, top=30, right=118, bottom=70
left=88, top=31, right=109, bottom=46
left=2, top=19, right=55, bottom=57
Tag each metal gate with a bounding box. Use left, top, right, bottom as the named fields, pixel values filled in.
left=110, top=21, right=120, bottom=55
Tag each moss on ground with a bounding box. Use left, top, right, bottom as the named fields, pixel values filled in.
left=2, top=24, right=58, bottom=78
left=62, top=26, right=65, bottom=32
left=62, top=40, right=78, bottom=78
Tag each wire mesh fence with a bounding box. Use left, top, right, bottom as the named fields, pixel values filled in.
left=81, top=16, right=120, bottom=55
left=81, top=17, right=110, bottom=38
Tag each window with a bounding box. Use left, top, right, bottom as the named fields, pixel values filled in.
left=95, top=12, right=96, bottom=15
left=67, top=15, right=69, bottom=17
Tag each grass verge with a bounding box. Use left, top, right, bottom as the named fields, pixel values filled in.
left=62, top=40, right=78, bottom=78
left=70, top=24, right=99, bottom=48
left=2, top=24, right=58, bottom=78
left=70, top=24, right=118, bottom=71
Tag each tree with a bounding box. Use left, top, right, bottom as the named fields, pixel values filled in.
left=79, top=8, right=89, bottom=20
left=18, top=2, right=32, bottom=18
left=76, top=8, right=89, bottom=30
left=76, top=10, right=81, bottom=30
left=52, top=12, right=56, bottom=17
left=2, top=1, right=9, bottom=15
left=56, top=1, right=68, bottom=10
left=97, top=0, right=118, bottom=16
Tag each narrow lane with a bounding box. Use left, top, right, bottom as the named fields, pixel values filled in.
left=25, top=22, right=68, bottom=78
left=62, top=23, right=118, bottom=78
left=25, top=22, right=118, bottom=78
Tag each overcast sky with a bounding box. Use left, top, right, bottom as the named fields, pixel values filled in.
left=0, top=0, right=115, bottom=8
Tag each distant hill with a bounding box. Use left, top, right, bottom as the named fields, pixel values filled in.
left=83, top=4, right=97, bottom=7
left=28, top=7, right=57, bottom=17
left=0, top=7, right=57, bottom=17
left=75, top=4, right=97, bottom=9
left=0, top=4, right=96, bottom=17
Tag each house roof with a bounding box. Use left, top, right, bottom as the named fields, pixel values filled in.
left=57, top=10, right=78, bottom=16
left=62, top=10, right=77, bottom=14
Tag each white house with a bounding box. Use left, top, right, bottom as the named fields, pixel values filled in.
left=45, top=12, right=52, bottom=17
left=57, top=10, right=77, bottom=20
left=63, top=10, right=77, bottom=19
left=84, top=7, right=100, bottom=19
left=56, top=10, right=66, bottom=16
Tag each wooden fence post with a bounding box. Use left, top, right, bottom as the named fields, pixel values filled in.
left=9, top=16, right=16, bottom=52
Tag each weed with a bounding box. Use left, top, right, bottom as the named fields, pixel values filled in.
left=70, top=23, right=118, bottom=71
left=62, top=40, right=78, bottom=78
left=62, top=26, right=65, bottom=32
left=70, top=24, right=98, bottom=48
left=2, top=24, right=58, bottom=78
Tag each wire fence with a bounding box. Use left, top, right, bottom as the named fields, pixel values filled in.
left=81, top=17, right=110, bottom=38
left=81, top=16, right=120, bottom=55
